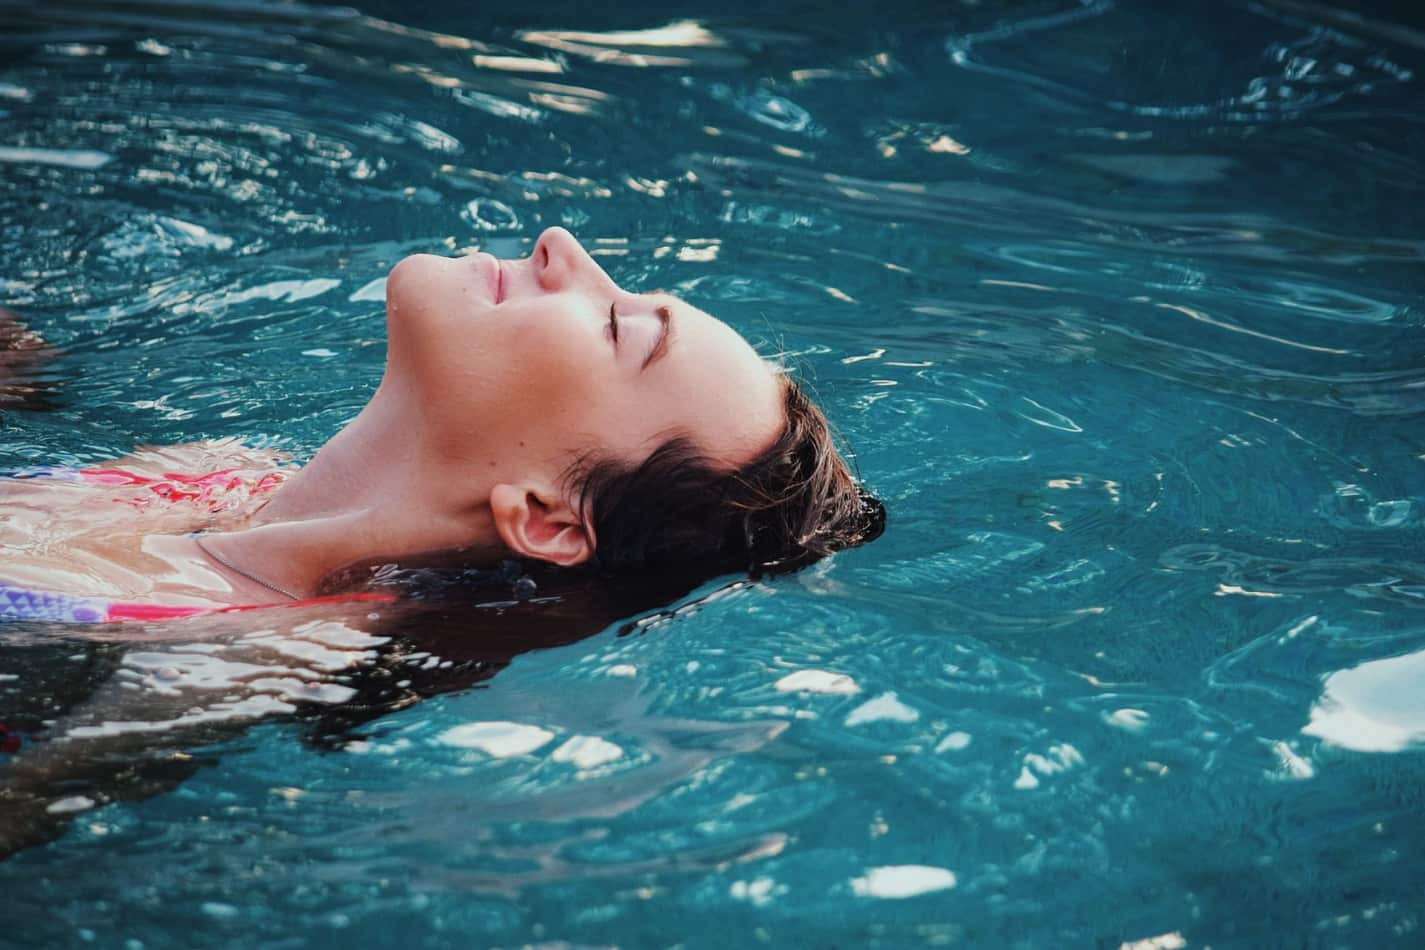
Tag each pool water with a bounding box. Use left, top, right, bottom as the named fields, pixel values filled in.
left=2, top=0, right=1424, bottom=946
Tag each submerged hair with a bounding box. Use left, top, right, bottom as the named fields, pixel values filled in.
left=566, top=377, right=885, bottom=575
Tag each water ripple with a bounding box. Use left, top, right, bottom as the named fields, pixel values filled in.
left=4, top=0, right=1425, bottom=945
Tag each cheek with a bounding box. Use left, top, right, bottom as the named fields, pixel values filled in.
left=493, top=353, right=662, bottom=466
left=384, top=285, right=647, bottom=462
left=460, top=315, right=613, bottom=430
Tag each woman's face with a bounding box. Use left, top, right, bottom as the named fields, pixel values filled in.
left=382, top=227, right=783, bottom=504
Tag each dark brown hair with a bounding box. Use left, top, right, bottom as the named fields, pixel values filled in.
left=566, top=376, right=885, bottom=575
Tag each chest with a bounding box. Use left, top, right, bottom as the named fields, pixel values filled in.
left=0, top=467, right=284, bottom=598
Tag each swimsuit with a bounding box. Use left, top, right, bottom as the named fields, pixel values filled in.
left=0, top=582, right=393, bottom=624
left=11, top=464, right=287, bottom=510
left=1, top=465, right=394, bottom=624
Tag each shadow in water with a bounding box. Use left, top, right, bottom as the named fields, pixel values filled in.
left=0, top=561, right=724, bottom=859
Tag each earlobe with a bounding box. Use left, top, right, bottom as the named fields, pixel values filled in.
left=489, top=482, right=593, bottom=567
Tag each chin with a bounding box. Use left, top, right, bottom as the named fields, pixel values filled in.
left=386, top=253, right=476, bottom=334
left=382, top=254, right=451, bottom=370
left=382, top=253, right=501, bottom=383
left=385, top=254, right=448, bottom=314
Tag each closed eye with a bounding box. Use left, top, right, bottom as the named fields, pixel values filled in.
left=607, top=302, right=672, bottom=370
left=642, top=305, right=672, bottom=371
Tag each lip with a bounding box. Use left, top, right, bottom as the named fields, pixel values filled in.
left=472, top=252, right=504, bottom=304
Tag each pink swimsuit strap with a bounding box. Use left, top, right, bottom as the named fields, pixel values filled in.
left=77, top=466, right=287, bottom=510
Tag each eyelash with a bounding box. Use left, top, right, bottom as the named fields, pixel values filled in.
left=607, top=303, right=619, bottom=344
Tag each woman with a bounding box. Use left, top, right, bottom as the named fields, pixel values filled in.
left=0, top=228, right=883, bottom=854
left=1, top=227, right=883, bottom=622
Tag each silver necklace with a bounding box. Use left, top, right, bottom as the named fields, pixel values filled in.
left=192, top=532, right=300, bottom=601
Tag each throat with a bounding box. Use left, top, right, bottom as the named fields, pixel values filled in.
left=202, top=402, right=506, bottom=599
left=254, top=395, right=420, bottom=525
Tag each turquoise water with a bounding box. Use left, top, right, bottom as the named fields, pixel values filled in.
left=2, top=0, right=1425, bottom=946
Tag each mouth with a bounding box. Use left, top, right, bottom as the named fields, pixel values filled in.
left=472, top=252, right=504, bottom=304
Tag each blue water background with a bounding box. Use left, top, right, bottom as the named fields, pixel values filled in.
left=2, top=0, right=1425, bottom=946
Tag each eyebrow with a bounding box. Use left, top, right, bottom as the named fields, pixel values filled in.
left=641, top=303, right=673, bottom=372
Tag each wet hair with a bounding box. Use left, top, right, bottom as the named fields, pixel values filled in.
left=566, top=376, right=885, bottom=576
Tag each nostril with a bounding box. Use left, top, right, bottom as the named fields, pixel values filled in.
left=539, top=244, right=550, bottom=268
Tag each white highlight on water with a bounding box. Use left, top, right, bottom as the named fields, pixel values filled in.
left=209, top=278, right=340, bottom=308
left=1120, top=933, right=1187, bottom=950
left=845, top=692, right=920, bottom=726
left=46, top=796, right=96, bottom=814
left=0, top=145, right=111, bottom=168
left=730, top=878, right=779, bottom=906
left=850, top=865, right=956, bottom=899
left=935, top=731, right=972, bottom=752
left=157, top=216, right=233, bottom=251
left=550, top=735, right=623, bottom=769
left=349, top=277, right=388, bottom=302
left=775, top=669, right=860, bottom=695
left=1015, top=743, right=1085, bottom=789
left=438, top=721, right=555, bottom=757
left=67, top=694, right=300, bottom=739
left=1269, top=741, right=1315, bottom=780
left=1105, top=708, right=1150, bottom=732
left=1302, top=647, right=1425, bottom=752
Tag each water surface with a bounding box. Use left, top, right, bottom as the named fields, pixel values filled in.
left=1, top=0, right=1424, bottom=946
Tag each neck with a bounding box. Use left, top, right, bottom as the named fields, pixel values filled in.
left=198, top=382, right=504, bottom=600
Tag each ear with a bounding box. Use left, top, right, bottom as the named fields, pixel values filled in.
left=488, top=482, right=594, bottom=568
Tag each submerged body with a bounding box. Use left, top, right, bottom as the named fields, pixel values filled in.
left=0, top=442, right=289, bottom=615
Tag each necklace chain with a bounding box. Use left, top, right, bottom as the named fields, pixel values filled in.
left=192, top=533, right=301, bottom=601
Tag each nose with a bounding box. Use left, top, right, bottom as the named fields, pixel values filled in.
left=531, top=226, right=617, bottom=295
